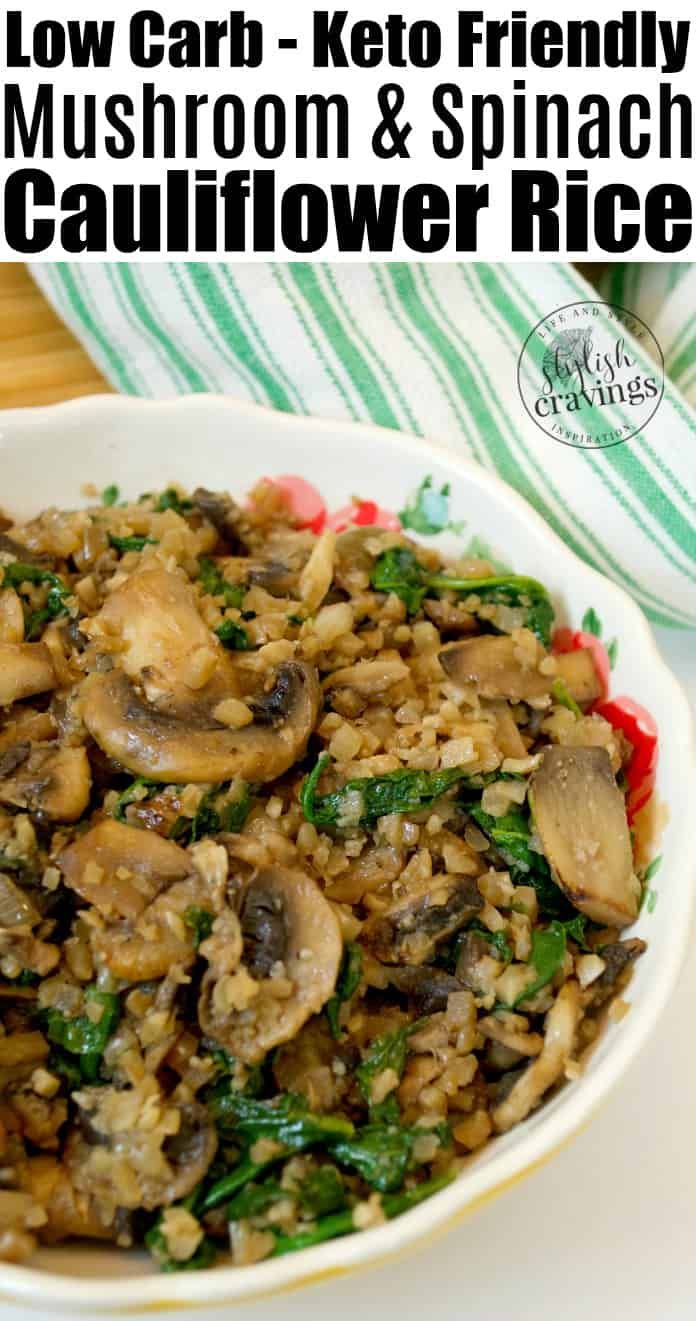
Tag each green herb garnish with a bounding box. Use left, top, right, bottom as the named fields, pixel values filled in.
left=215, top=619, right=250, bottom=651
left=101, top=484, right=120, bottom=507
left=199, top=557, right=245, bottom=609
left=108, top=534, right=157, bottom=553
left=156, top=489, right=193, bottom=514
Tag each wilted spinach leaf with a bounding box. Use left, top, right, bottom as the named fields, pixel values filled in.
left=45, top=986, right=120, bottom=1083
left=326, top=942, right=363, bottom=1040
left=301, top=754, right=470, bottom=830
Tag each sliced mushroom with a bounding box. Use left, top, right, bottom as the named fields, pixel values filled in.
left=245, top=559, right=297, bottom=598
left=0, top=745, right=90, bottom=822
left=59, top=819, right=192, bottom=920
left=0, top=709, right=55, bottom=757
left=191, top=487, right=252, bottom=552
left=424, top=598, right=477, bottom=635
left=492, top=980, right=580, bottom=1132
left=589, top=938, right=647, bottom=1007
left=529, top=746, right=639, bottom=928
left=0, top=534, right=49, bottom=565
left=334, top=526, right=378, bottom=593
left=478, top=1012, right=543, bottom=1058
left=439, top=636, right=599, bottom=706
left=324, top=844, right=404, bottom=903
left=389, top=965, right=465, bottom=1014
left=363, top=875, right=483, bottom=965
left=323, top=657, right=410, bottom=696
left=68, top=1084, right=217, bottom=1212
left=0, top=642, right=56, bottom=707
left=199, top=865, right=342, bottom=1063
left=455, top=930, right=500, bottom=991
left=81, top=569, right=320, bottom=783
left=239, top=884, right=288, bottom=977
left=92, top=875, right=212, bottom=980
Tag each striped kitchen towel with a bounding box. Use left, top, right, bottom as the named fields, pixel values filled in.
left=32, top=262, right=696, bottom=629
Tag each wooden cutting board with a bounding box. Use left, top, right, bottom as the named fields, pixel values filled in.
left=0, top=264, right=110, bottom=409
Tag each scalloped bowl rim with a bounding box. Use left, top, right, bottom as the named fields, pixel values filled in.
left=0, top=394, right=692, bottom=1313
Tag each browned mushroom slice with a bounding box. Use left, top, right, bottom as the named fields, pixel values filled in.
left=389, top=965, right=465, bottom=1014
left=68, top=1084, right=217, bottom=1212
left=529, top=746, right=639, bottom=928
left=59, top=819, right=192, bottom=920
left=424, top=598, right=477, bottom=635
left=492, top=981, right=580, bottom=1132
left=199, top=865, right=342, bottom=1064
left=439, top=635, right=600, bottom=706
left=191, top=487, right=252, bottom=552
left=0, top=745, right=90, bottom=822
left=324, top=844, right=404, bottom=903
left=0, top=642, right=56, bottom=707
left=334, top=526, right=380, bottom=593
left=589, top=938, right=647, bottom=1007
left=245, top=558, right=297, bottom=597
left=0, top=709, right=55, bottom=757
left=439, top=635, right=550, bottom=703
left=80, top=568, right=320, bottom=783
left=362, top=875, right=483, bottom=965
left=82, top=660, right=320, bottom=785
left=93, top=875, right=212, bottom=979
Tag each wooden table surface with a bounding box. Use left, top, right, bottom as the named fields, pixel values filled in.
left=0, top=264, right=110, bottom=409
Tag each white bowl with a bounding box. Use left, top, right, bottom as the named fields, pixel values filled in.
left=0, top=394, right=693, bottom=1314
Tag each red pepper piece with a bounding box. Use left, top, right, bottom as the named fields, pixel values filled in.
left=594, top=696, right=659, bottom=824
left=326, top=501, right=401, bottom=533
left=267, top=476, right=327, bottom=534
